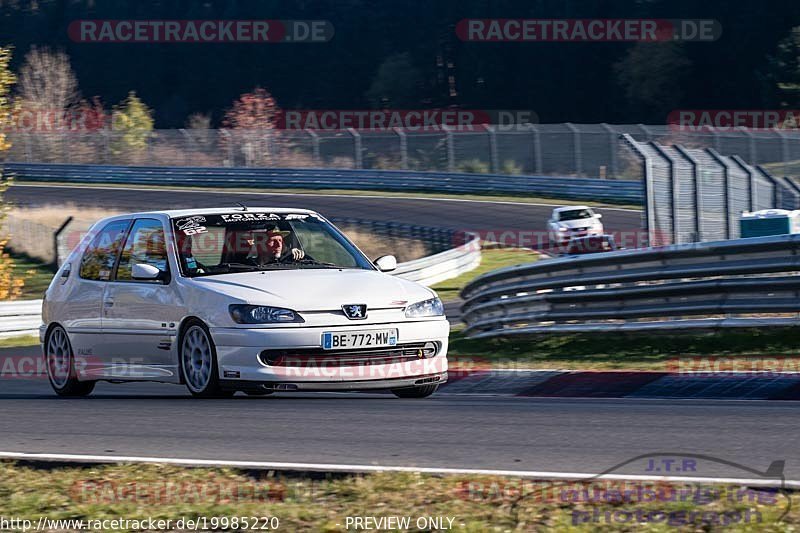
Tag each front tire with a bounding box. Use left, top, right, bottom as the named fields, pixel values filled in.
left=45, top=325, right=95, bottom=397
left=391, top=384, right=439, bottom=398
left=180, top=320, right=233, bottom=398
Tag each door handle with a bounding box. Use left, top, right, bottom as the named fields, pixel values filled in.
left=104, top=300, right=114, bottom=307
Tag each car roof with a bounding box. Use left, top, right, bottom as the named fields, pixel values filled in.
left=553, top=205, right=591, bottom=213
left=110, top=207, right=321, bottom=219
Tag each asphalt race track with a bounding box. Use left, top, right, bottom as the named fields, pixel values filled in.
left=1, top=377, right=799, bottom=481
left=5, top=184, right=642, bottom=238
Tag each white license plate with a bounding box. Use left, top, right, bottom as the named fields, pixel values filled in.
left=322, top=329, right=398, bottom=350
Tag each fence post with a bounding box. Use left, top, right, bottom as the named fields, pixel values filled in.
left=528, top=124, right=542, bottom=174
left=179, top=128, right=191, bottom=166
left=601, top=123, right=618, bottom=178
left=486, top=125, right=499, bottom=173
left=756, top=165, right=781, bottom=208
left=649, top=142, right=679, bottom=244
left=394, top=127, right=408, bottom=169
left=220, top=129, right=233, bottom=167
left=62, top=134, right=70, bottom=164
left=565, top=122, right=582, bottom=176
left=308, top=130, right=320, bottom=165
left=737, top=126, right=757, bottom=164
left=730, top=155, right=756, bottom=212
left=53, top=216, right=73, bottom=269
left=776, top=128, right=789, bottom=178
left=706, top=148, right=734, bottom=240
left=23, top=134, right=32, bottom=162
left=102, top=130, right=111, bottom=164
left=442, top=125, right=455, bottom=172
left=620, top=134, right=656, bottom=247
left=673, top=144, right=702, bottom=242
left=348, top=128, right=362, bottom=169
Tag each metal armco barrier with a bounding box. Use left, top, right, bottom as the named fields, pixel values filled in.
left=0, top=299, right=42, bottom=338
left=2, top=162, right=644, bottom=203
left=460, top=234, right=800, bottom=338
left=392, top=233, right=480, bottom=286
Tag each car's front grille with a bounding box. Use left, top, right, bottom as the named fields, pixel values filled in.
left=259, top=342, right=440, bottom=367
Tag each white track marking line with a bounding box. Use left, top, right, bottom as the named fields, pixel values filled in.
left=12, top=183, right=641, bottom=213
left=0, top=451, right=795, bottom=487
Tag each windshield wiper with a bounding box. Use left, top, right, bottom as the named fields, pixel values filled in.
left=212, top=262, right=262, bottom=272
left=295, top=259, right=339, bottom=267
left=254, top=259, right=341, bottom=270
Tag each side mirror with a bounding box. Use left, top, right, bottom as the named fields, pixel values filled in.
left=596, top=213, right=603, bottom=219
left=374, top=255, right=397, bottom=272
left=132, top=263, right=163, bottom=280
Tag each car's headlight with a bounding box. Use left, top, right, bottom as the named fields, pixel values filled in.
left=229, top=305, right=304, bottom=324
left=558, top=226, right=569, bottom=231
left=405, top=297, right=444, bottom=318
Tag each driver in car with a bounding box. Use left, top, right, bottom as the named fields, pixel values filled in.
left=245, top=225, right=305, bottom=264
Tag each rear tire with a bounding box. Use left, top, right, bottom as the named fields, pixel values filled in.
left=179, top=320, right=233, bottom=398
left=391, top=384, right=439, bottom=398
left=45, top=325, right=95, bottom=397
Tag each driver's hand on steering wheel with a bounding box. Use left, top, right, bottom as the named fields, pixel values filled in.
left=290, top=248, right=305, bottom=260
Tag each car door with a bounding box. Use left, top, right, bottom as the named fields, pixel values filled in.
left=100, top=217, right=182, bottom=380
left=61, top=218, right=131, bottom=376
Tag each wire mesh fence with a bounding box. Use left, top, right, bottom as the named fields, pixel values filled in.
left=5, top=125, right=800, bottom=180
left=622, top=135, right=800, bottom=246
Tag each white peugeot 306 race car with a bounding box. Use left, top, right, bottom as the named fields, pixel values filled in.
left=41, top=208, right=449, bottom=398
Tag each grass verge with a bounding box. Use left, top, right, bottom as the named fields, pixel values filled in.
left=0, top=335, right=39, bottom=347
left=448, top=327, right=800, bottom=371
left=431, top=248, right=539, bottom=302
left=0, top=462, right=793, bottom=531
left=14, top=181, right=641, bottom=210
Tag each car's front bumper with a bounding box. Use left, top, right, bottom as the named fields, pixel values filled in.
left=211, top=319, right=449, bottom=389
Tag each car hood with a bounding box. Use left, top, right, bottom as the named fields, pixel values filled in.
left=557, top=218, right=600, bottom=228
left=188, top=268, right=435, bottom=311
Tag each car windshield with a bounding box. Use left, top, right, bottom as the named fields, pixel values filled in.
left=171, top=212, right=375, bottom=277
left=559, top=209, right=594, bottom=221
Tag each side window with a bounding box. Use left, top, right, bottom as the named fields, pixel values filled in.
left=79, top=220, right=131, bottom=281
left=116, top=219, right=169, bottom=281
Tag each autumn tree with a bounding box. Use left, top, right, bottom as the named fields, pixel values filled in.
left=222, top=87, right=280, bottom=166
left=16, top=47, right=80, bottom=131
left=111, top=91, right=154, bottom=162
left=0, top=47, right=26, bottom=300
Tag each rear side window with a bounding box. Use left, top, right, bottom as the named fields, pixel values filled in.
left=79, top=219, right=131, bottom=281
left=116, top=219, right=169, bottom=281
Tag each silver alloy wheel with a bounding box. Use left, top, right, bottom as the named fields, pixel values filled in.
left=182, top=325, right=213, bottom=393
left=46, top=327, right=71, bottom=389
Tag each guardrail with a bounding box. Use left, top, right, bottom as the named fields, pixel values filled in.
left=0, top=299, right=42, bottom=338
left=3, top=162, right=644, bottom=203
left=393, top=233, right=480, bottom=286
left=461, top=234, right=800, bottom=338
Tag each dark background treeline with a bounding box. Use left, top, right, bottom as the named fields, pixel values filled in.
left=1, top=0, right=799, bottom=127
